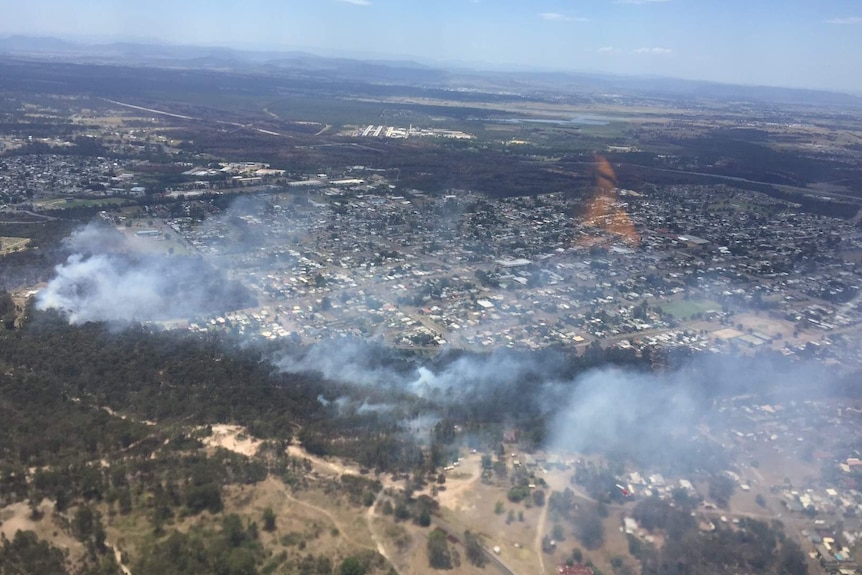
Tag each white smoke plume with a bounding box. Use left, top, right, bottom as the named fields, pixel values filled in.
left=33, top=214, right=853, bottom=476
left=547, top=366, right=705, bottom=462
left=280, top=331, right=846, bottom=475
left=36, top=223, right=254, bottom=324
left=38, top=252, right=176, bottom=324
left=545, top=353, right=838, bottom=473
left=279, top=341, right=559, bottom=399
left=279, top=337, right=413, bottom=388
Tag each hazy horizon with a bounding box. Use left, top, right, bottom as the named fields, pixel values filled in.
left=3, top=0, right=862, bottom=94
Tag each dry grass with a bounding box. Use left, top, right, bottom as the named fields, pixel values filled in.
left=1, top=500, right=87, bottom=572
left=731, top=313, right=797, bottom=340
left=435, top=475, right=545, bottom=575
left=0, top=237, right=30, bottom=255
left=103, top=475, right=382, bottom=573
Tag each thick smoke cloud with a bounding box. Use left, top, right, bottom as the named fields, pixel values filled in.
left=36, top=223, right=254, bottom=324
left=279, top=332, right=840, bottom=474
left=278, top=341, right=567, bottom=441
left=548, top=366, right=706, bottom=465
left=546, top=353, right=834, bottom=472
left=278, top=337, right=415, bottom=389
left=35, top=212, right=849, bottom=476
left=278, top=340, right=561, bottom=399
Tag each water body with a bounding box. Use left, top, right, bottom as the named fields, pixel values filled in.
left=492, top=114, right=615, bottom=126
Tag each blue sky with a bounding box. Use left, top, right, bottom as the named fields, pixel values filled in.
left=4, top=0, right=862, bottom=93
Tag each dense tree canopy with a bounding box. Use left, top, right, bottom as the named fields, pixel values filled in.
left=0, top=531, right=69, bottom=575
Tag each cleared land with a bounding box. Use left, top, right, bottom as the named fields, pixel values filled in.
left=0, top=236, right=30, bottom=255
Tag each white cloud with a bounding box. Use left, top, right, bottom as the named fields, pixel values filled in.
left=539, top=12, right=590, bottom=22
left=337, top=0, right=371, bottom=5
left=596, top=46, right=621, bottom=54
left=633, top=47, right=672, bottom=55
left=824, top=16, right=862, bottom=24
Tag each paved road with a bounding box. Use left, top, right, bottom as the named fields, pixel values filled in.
left=102, top=98, right=287, bottom=137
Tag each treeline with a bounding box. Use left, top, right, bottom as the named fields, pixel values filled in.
left=0, top=531, right=71, bottom=575
left=0, top=311, right=327, bottom=433
left=630, top=497, right=807, bottom=575
left=0, top=219, right=80, bottom=290
left=135, top=514, right=264, bottom=575
left=0, top=309, right=442, bottom=483
left=0, top=290, right=15, bottom=328
left=428, top=347, right=645, bottom=446
left=0, top=310, right=319, bottom=508
left=3, top=136, right=107, bottom=158
left=0, top=310, right=365, bottom=575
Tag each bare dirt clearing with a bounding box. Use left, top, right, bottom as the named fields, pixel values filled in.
left=202, top=423, right=262, bottom=457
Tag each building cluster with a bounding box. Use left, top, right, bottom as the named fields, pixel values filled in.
left=603, top=394, right=862, bottom=573
left=0, top=154, right=143, bottom=205
left=182, top=161, right=282, bottom=177
left=0, top=156, right=298, bottom=209
left=352, top=124, right=473, bottom=139
left=5, top=150, right=861, bottom=367
left=135, top=177, right=862, bottom=370
left=712, top=398, right=862, bottom=572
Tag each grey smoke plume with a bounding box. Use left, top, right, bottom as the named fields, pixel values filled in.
left=36, top=223, right=254, bottom=324
left=34, top=214, right=849, bottom=476
left=407, top=350, right=554, bottom=398
left=547, top=366, right=703, bottom=458
left=279, top=340, right=556, bottom=399
left=545, top=354, right=834, bottom=473
left=279, top=337, right=413, bottom=388
left=282, top=331, right=843, bottom=476
left=38, top=252, right=175, bottom=324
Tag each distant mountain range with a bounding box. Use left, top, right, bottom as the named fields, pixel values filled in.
left=1, top=35, right=860, bottom=108
left=0, top=35, right=442, bottom=81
